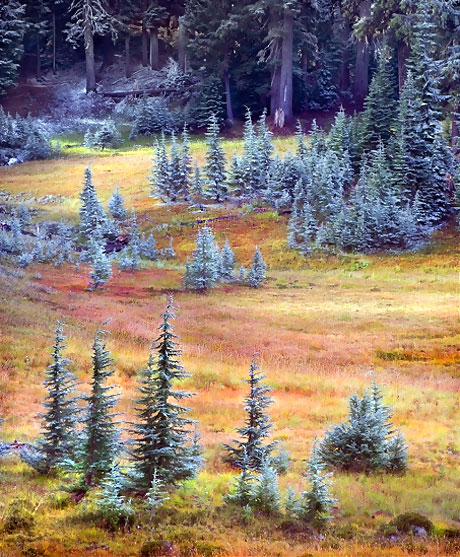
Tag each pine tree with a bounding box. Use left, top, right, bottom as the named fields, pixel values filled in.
left=0, top=1, right=25, bottom=95
left=295, top=120, right=308, bottom=159
left=178, top=125, right=192, bottom=201
left=18, top=204, right=31, bottom=228
left=318, top=379, right=408, bottom=473
left=149, top=133, right=171, bottom=202
left=168, top=133, right=183, bottom=202
left=78, top=325, right=120, bottom=488
left=140, top=233, right=158, bottom=260
left=130, top=298, right=200, bottom=488
left=95, top=462, right=133, bottom=529
left=38, top=322, right=79, bottom=472
left=224, top=358, right=277, bottom=470
left=191, top=160, right=205, bottom=207
left=89, top=237, right=112, bottom=290
left=220, top=239, right=236, bottom=281
left=225, top=448, right=254, bottom=506
left=79, top=167, right=107, bottom=242
left=146, top=469, right=169, bottom=524
left=251, top=459, right=281, bottom=514
left=184, top=226, right=220, bottom=292
left=296, top=441, right=337, bottom=529
left=127, top=208, right=140, bottom=271
left=204, top=113, right=227, bottom=202
left=247, top=247, right=266, bottom=288
left=108, top=187, right=127, bottom=221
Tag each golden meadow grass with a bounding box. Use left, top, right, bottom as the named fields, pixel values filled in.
left=0, top=139, right=459, bottom=556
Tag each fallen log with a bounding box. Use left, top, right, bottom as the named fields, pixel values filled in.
left=102, top=87, right=180, bottom=98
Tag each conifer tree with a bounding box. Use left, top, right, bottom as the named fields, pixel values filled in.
left=140, top=233, right=158, bottom=260
left=178, top=125, right=192, bottom=200
left=108, top=187, right=127, bottom=221
left=247, top=247, right=266, bottom=288
left=225, top=448, right=254, bottom=506
left=38, top=322, right=79, bottom=472
left=251, top=459, right=281, bottom=514
left=296, top=441, right=337, bottom=529
left=89, top=237, right=112, bottom=290
left=146, top=469, right=169, bottom=524
left=224, top=358, right=277, bottom=470
left=204, top=113, right=227, bottom=202
left=191, top=160, right=205, bottom=207
left=79, top=167, right=107, bottom=242
left=168, top=133, right=183, bottom=202
left=95, top=462, right=133, bottom=529
left=184, top=226, right=220, bottom=292
left=150, top=133, right=171, bottom=202
left=77, top=325, right=120, bottom=488
left=220, top=239, right=236, bottom=281
left=295, top=120, right=308, bottom=159
left=130, top=298, right=200, bottom=488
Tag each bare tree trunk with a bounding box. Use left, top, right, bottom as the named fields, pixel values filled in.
left=36, top=34, right=41, bottom=78
left=125, top=35, right=132, bottom=78
left=452, top=107, right=459, bottom=154
left=224, top=72, right=234, bottom=124
left=52, top=11, right=56, bottom=74
left=142, top=20, right=149, bottom=67
left=178, top=16, right=187, bottom=71
left=397, top=41, right=410, bottom=93
left=149, top=29, right=159, bottom=70
left=352, top=0, right=371, bottom=102
left=339, top=19, right=351, bottom=90
left=84, top=23, right=96, bottom=92
left=278, top=11, right=294, bottom=125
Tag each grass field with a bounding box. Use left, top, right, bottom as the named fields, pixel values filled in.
left=0, top=138, right=459, bottom=556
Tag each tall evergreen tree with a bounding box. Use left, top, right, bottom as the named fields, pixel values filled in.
left=77, top=325, right=120, bottom=488
left=150, top=133, right=171, bottom=202
left=178, top=125, right=192, bottom=200
left=224, top=358, right=277, bottom=470
left=37, top=322, right=79, bottom=472
left=130, top=298, right=200, bottom=488
left=204, top=113, right=227, bottom=202
left=0, top=1, right=25, bottom=96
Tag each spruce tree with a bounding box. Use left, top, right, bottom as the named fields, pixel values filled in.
left=225, top=448, right=254, bottom=506
left=149, top=133, right=171, bottom=202
left=220, top=239, right=236, bottom=281
left=296, top=441, right=337, bottom=529
left=95, top=462, right=133, bottom=529
left=224, top=358, right=277, bottom=470
left=78, top=325, right=120, bottom=488
left=178, top=125, right=192, bottom=201
left=247, top=247, right=266, bottom=288
left=130, top=298, right=200, bottom=488
left=168, top=133, right=183, bottom=202
left=108, top=187, right=127, bottom=222
left=140, top=233, right=158, bottom=260
left=204, top=113, right=227, bottom=202
left=38, top=322, right=79, bottom=472
left=79, top=167, right=107, bottom=242
left=184, top=225, right=220, bottom=292
left=191, top=160, right=205, bottom=207
left=89, top=237, right=112, bottom=290
left=251, top=459, right=281, bottom=515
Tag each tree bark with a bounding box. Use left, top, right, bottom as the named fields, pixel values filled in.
left=84, top=23, right=96, bottom=92
left=339, top=18, right=351, bottom=90
left=52, top=11, right=56, bottom=74
left=397, top=41, right=410, bottom=93
left=178, top=16, right=187, bottom=71
left=142, top=19, right=149, bottom=66
left=36, top=34, right=41, bottom=78
left=352, top=0, right=371, bottom=102
left=277, top=11, right=294, bottom=125
left=125, top=35, right=132, bottom=78
left=149, top=29, right=159, bottom=70
left=224, top=72, right=234, bottom=124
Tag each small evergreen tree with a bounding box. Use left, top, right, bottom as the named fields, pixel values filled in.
left=79, top=167, right=107, bottom=243
left=95, top=462, right=134, bottom=530
left=220, top=239, right=236, bottom=281
left=318, top=380, right=408, bottom=473
left=247, top=247, right=266, bottom=288
left=178, top=125, right=192, bottom=200
left=146, top=469, right=169, bottom=524
left=296, top=441, right=337, bottom=529
left=140, top=233, right=158, bottom=260
left=77, top=325, right=120, bottom=489
left=224, top=358, right=277, bottom=470
left=108, top=187, right=127, bottom=221
left=184, top=226, right=220, bottom=292
left=204, top=113, right=227, bottom=202
left=89, top=237, right=112, bottom=290
left=149, top=133, right=171, bottom=202
left=130, top=298, right=200, bottom=488
left=191, top=160, right=205, bottom=207
left=225, top=448, right=254, bottom=506
left=251, top=459, right=281, bottom=515
left=38, top=322, right=79, bottom=472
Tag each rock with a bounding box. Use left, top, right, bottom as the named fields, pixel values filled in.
left=412, top=526, right=427, bottom=537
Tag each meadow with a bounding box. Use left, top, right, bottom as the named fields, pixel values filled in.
left=0, top=136, right=459, bottom=556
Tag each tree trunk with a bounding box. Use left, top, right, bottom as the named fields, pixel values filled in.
left=149, top=29, right=159, bottom=70
left=102, top=35, right=115, bottom=68
left=178, top=16, right=187, bottom=71
left=36, top=34, right=41, bottom=78
left=52, top=11, right=56, bottom=74
left=142, top=20, right=149, bottom=67
left=84, top=23, right=96, bottom=92
left=452, top=107, right=459, bottom=154
left=397, top=41, right=410, bottom=93
left=224, top=72, right=234, bottom=124
left=352, top=0, right=371, bottom=102
left=339, top=19, right=351, bottom=90
left=277, top=11, right=294, bottom=125
left=125, top=35, right=132, bottom=78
